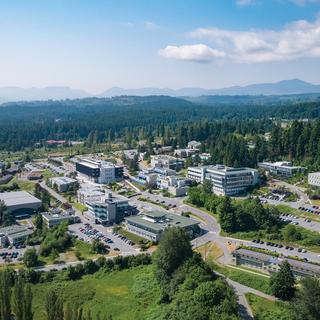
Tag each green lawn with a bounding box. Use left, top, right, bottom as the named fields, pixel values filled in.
left=210, top=262, right=271, bottom=295
left=32, top=265, right=160, bottom=320
left=116, top=227, right=146, bottom=245
left=246, top=293, right=293, bottom=320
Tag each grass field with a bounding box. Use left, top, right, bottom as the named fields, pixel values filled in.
left=115, top=227, right=146, bottom=245
left=32, top=265, right=159, bottom=320
left=210, top=262, right=271, bottom=294
left=0, top=176, right=36, bottom=193
left=196, top=242, right=224, bottom=261
left=246, top=293, right=293, bottom=320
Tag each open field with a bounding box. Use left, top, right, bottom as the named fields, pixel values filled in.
left=246, top=293, right=293, bottom=320
left=210, top=262, right=271, bottom=294
left=196, top=241, right=224, bottom=261
left=32, top=265, right=159, bottom=320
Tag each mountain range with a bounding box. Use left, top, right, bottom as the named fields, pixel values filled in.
left=1, top=79, right=320, bottom=103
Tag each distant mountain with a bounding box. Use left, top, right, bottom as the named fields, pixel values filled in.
left=100, top=79, right=320, bottom=97
left=0, top=86, right=89, bottom=103
left=1, top=79, right=320, bottom=103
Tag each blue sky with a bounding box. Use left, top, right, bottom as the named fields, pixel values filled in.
left=0, top=0, right=319, bottom=92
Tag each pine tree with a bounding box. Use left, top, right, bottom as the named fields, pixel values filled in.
left=13, top=274, right=24, bottom=320
left=270, top=260, right=296, bottom=300
left=23, top=284, right=33, bottom=320
left=0, top=268, right=12, bottom=320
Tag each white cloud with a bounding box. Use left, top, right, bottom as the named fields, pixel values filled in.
left=289, top=0, right=320, bottom=5
left=236, top=0, right=256, bottom=6
left=158, top=44, right=225, bottom=62
left=143, top=21, right=159, bottom=30
left=182, top=16, right=320, bottom=63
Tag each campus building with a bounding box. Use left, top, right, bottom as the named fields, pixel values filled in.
left=50, top=176, right=78, bottom=192
left=41, top=210, right=80, bottom=228
left=76, top=158, right=123, bottom=184
left=0, top=225, right=34, bottom=246
left=85, top=193, right=137, bottom=225
left=308, top=172, right=320, bottom=188
left=232, top=248, right=320, bottom=278
left=150, top=155, right=184, bottom=171
left=187, top=165, right=259, bottom=195
left=131, top=170, right=158, bottom=187
left=125, top=210, right=200, bottom=242
left=258, top=161, right=304, bottom=177
left=157, top=175, right=188, bottom=197
left=0, top=191, right=42, bottom=218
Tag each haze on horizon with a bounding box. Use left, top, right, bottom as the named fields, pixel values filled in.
left=1, top=0, right=320, bottom=93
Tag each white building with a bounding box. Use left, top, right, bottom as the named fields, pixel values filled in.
left=308, top=172, right=320, bottom=188
left=50, top=177, right=78, bottom=192
left=258, top=161, right=304, bottom=177
left=188, top=165, right=259, bottom=196
left=157, top=175, right=188, bottom=197
left=187, top=166, right=207, bottom=183
left=187, top=141, right=201, bottom=150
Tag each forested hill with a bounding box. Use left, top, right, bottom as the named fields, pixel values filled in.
left=0, top=95, right=319, bottom=151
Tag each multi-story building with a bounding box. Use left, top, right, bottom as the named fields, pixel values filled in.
left=50, top=177, right=78, bottom=193
left=233, top=248, right=320, bottom=278
left=76, top=158, right=123, bottom=184
left=150, top=155, right=184, bottom=171
left=77, top=187, right=105, bottom=204
left=125, top=210, right=200, bottom=242
left=131, top=170, right=158, bottom=187
left=0, top=225, right=34, bottom=246
left=258, top=161, right=304, bottom=177
left=308, top=172, right=320, bottom=188
left=187, top=166, right=207, bottom=183
left=41, top=210, right=80, bottom=228
left=187, top=165, right=259, bottom=196
left=85, top=193, right=137, bottom=225
left=157, top=175, right=188, bottom=197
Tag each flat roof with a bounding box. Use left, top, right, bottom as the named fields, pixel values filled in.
left=0, top=191, right=41, bottom=207
left=51, top=176, right=77, bottom=184
left=125, top=211, right=199, bottom=232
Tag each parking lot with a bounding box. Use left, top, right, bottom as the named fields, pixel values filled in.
left=0, top=245, right=28, bottom=263
left=68, top=222, right=137, bottom=255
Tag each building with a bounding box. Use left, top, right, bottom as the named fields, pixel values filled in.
left=174, top=148, right=197, bottom=158
left=76, top=158, right=123, bottom=184
left=0, top=191, right=42, bottom=217
left=0, top=174, right=13, bottom=185
left=27, top=171, right=43, bottom=181
left=232, top=248, right=320, bottom=278
left=187, top=140, right=201, bottom=150
left=308, top=172, right=320, bottom=188
left=258, top=161, right=304, bottom=177
left=187, top=166, right=207, bottom=183
left=157, top=175, right=188, bottom=197
left=187, top=165, right=259, bottom=196
left=131, top=170, right=158, bottom=187
left=150, top=155, right=184, bottom=171
left=50, top=176, right=78, bottom=192
left=41, top=210, right=80, bottom=228
left=0, top=225, right=34, bottom=246
left=125, top=210, right=200, bottom=242
left=77, top=187, right=105, bottom=204
left=0, top=162, right=5, bottom=174
left=86, top=193, right=137, bottom=225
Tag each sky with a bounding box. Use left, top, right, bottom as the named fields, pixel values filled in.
left=0, top=0, right=320, bottom=93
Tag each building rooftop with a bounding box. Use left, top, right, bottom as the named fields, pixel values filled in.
left=234, top=248, right=320, bottom=274
left=51, top=176, right=77, bottom=184
left=0, top=191, right=41, bottom=207
left=125, top=210, right=199, bottom=233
